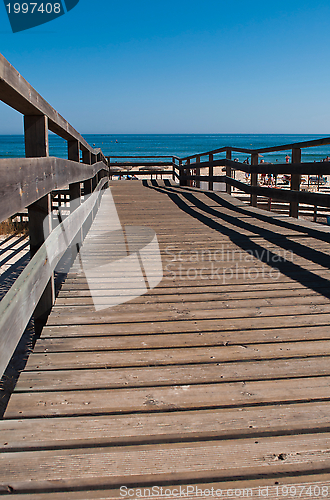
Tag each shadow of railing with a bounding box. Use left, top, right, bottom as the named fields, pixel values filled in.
left=144, top=180, right=330, bottom=301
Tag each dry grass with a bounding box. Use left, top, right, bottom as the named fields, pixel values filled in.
left=0, top=218, right=28, bottom=236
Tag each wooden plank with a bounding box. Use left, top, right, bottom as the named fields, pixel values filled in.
left=55, top=286, right=330, bottom=304
left=40, top=312, right=330, bottom=336
left=1, top=401, right=330, bottom=451
left=45, top=302, right=330, bottom=326
left=23, top=339, right=330, bottom=370
left=4, top=476, right=330, bottom=499
left=5, top=376, right=330, bottom=418
left=59, top=275, right=330, bottom=291
left=53, top=294, right=330, bottom=312
left=1, top=433, right=330, bottom=493
left=34, top=325, right=330, bottom=351
left=14, top=356, right=330, bottom=392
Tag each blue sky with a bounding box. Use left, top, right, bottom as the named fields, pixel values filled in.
left=0, top=0, right=330, bottom=134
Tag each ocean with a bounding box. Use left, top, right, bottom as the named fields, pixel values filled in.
left=1, top=134, right=330, bottom=163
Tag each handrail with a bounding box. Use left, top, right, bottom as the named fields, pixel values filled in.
left=0, top=53, right=103, bottom=157
left=175, top=158, right=330, bottom=175
left=179, top=174, right=330, bottom=208
left=181, top=137, right=330, bottom=161
left=0, top=177, right=108, bottom=379
left=107, top=155, right=180, bottom=159
left=0, top=157, right=107, bottom=223
left=0, top=53, right=109, bottom=372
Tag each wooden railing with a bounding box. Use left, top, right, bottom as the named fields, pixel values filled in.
left=107, top=142, right=330, bottom=220
left=0, top=53, right=109, bottom=379
left=174, top=139, right=330, bottom=218
left=108, top=155, right=179, bottom=180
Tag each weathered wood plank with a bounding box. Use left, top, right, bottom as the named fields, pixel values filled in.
left=2, top=401, right=330, bottom=452
left=23, top=340, right=330, bottom=370
left=4, top=476, right=330, bottom=499
left=34, top=325, right=330, bottom=351
left=45, top=302, right=330, bottom=326
left=53, top=294, right=330, bottom=312
left=40, top=312, right=330, bottom=336
left=14, top=356, right=330, bottom=392
left=1, top=433, right=330, bottom=493
left=5, top=376, right=330, bottom=418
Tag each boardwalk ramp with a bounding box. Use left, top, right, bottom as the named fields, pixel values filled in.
left=1, top=180, right=330, bottom=498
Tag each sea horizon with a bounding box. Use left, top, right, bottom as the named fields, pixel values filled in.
left=1, top=133, right=330, bottom=163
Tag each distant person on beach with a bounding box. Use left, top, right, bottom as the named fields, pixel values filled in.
left=285, top=154, right=290, bottom=163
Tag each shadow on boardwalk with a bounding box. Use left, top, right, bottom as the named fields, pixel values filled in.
left=144, top=180, right=330, bottom=299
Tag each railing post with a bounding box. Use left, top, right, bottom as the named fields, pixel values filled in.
left=24, top=115, right=55, bottom=334
left=195, top=156, right=200, bottom=188
left=226, top=149, right=232, bottom=194
left=82, top=178, right=93, bottom=239
left=82, top=150, right=92, bottom=165
left=179, top=159, right=184, bottom=186
left=68, top=139, right=81, bottom=207
left=68, top=139, right=82, bottom=263
left=250, top=153, right=258, bottom=207
left=82, top=148, right=93, bottom=238
left=172, top=157, right=176, bottom=182
left=290, top=148, right=301, bottom=218
left=209, top=154, right=214, bottom=191
left=186, top=159, right=191, bottom=187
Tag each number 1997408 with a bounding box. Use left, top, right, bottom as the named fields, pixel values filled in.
left=6, top=3, right=62, bottom=14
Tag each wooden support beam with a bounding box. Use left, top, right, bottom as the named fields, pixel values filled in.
left=186, top=159, right=192, bottom=187
left=250, top=153, right=258, bottom=207
left=172, top=157, right=176, bottom=182
left=69, top=180, right=82, bottom=255
left=83, top=178, right=93, bottom=239
left=179, top=160, right=184, bottom=186
left=28, top=194, right=55, bottom=335
left=290, top=148, right=301, bottom=218
left=24, top=115, right=49, bottom=157
left=68, top=139, right=80, bottom=163
left=82, top=150, right=92, bottom=165
left=226, top=150, right=232, bottom=194
left=209, top=154, right=214, bottom=191
left=195, top=156, right=201, bottom=188
left=68, top=139, right=82, bottom=270
left=25, top=115, right=54, bottom=334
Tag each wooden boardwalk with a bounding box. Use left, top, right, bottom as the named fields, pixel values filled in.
left=1, top=180, right=330, bottom=498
